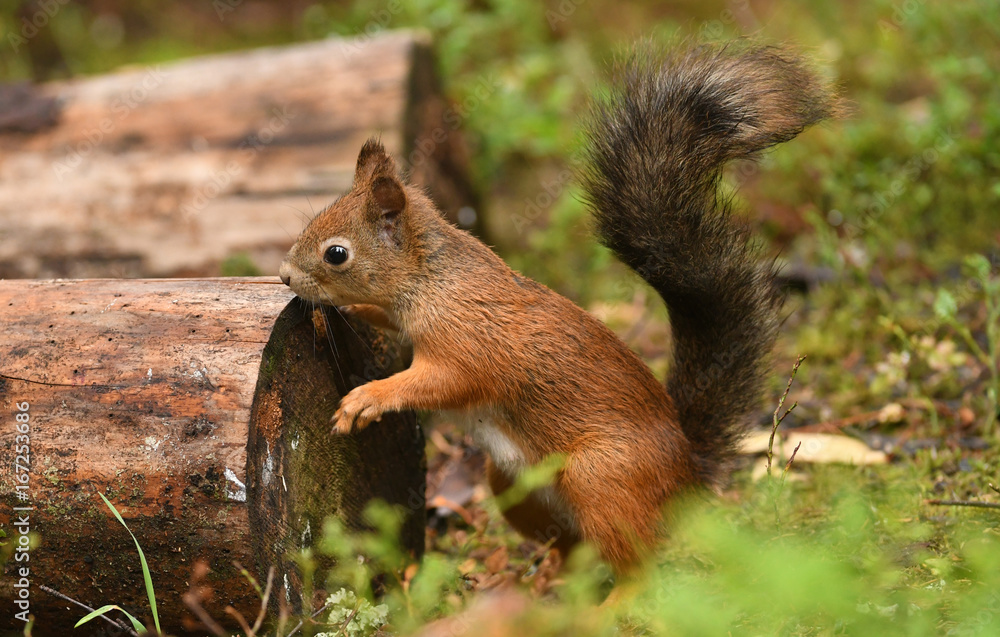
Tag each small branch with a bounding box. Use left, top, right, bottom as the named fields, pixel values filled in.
left=925, top=499, right=1000, bottom=510
left=233, top=560, right=263, bottom=597
left=225, top=606, right=255, bottom=637
left=285, top=601, right=333, bottom=637
left=39, top=585, right=138, bottom=636
left=335, top=604, right=362, bottom=637
left=990, top=483, right=1000, bottom=496
left=253, top=567, right=275, bottom=634
left=781, top=441, right=802, bottom=483
left=231, top=561, right=274, bottom=634
left=767, top=356, right=805, bottom=477
left=182, top=592, right=227, bottom=637
left=796, top=408, right=889, bottom=434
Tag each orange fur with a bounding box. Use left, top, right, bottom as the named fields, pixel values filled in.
left=278, top=43, right=832, bottom=573
left=279, top=139, right=697, bottom=573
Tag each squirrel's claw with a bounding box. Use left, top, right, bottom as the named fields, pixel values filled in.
left=331, top=385, right=384, bottom=434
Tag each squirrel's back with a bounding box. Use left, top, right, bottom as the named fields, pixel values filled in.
left=582, top=42, right=836, bottom=486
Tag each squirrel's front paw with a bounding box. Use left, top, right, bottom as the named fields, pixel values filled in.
left=331, top=385, right=385, bottom=434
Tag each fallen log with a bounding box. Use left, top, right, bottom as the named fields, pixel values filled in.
left=0, top=29, right=480, bottom=279
left=0, top=277, right=425, bottom=635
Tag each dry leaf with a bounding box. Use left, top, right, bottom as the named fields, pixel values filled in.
left=741, top=430, right=773, bottom=455
left=428, top=495, right=475, bottom=525
left=878, top=402, right=906, bottom=423
left=485, top=546, right=509, bottom=574
left=959, top=407, right=976, bottom=427
left=401, top=562, right=420, bottom=593
left=411, top=590, right=529, bottom=637
left=784, top=432, right=887, bottom=465
left=741, top=431, right=887, bottom=468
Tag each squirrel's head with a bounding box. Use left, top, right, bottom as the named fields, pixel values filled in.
left=279, top=138, right=424, bottom=308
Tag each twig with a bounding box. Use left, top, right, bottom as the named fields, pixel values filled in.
left=182, top=591, right=228, bottom=637
left=925, top=499, right=1000, bottom=510
left=767, top=356, right=805, bottom=477
left=335, top=604, right=362, bottom=637
left=795, top=408, right=885, bottom=434
left=233, top=560, right=263, bottom=597
left=781, top=441, right=802, bottom=484
left=38, top=584, right=138, bottom=636
left=252, top=567, right=275, bottom=634
left=989, top=483, right=1000, bottom=496
left=799, top=398, right=960, bottom=434
left=285, top=601, right=333, bottom=637
left=226, top=606, right=255, bottom=636
left=520, top=536, right=559, bottom=579
left=232, top=561, right=274, bottom=635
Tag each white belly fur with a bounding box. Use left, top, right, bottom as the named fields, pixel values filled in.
left=449, top=406, right=527, bottom=476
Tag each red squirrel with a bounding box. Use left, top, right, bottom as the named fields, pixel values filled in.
left=279, top=42, right=835, bottom=573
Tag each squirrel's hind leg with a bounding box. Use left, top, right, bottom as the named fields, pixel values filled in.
left=556, top=451, right=667, bottom=575
left=485, top=458, right=581, bottom=561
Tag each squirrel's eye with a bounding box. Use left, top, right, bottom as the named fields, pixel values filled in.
left=324, top=245, right=350, bottom=266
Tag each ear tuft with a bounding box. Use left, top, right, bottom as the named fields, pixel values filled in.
left=355, top=136, right=394, bottom=181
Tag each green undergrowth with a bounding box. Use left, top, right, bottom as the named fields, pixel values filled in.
left=295, top=457, right=1000, bottom=637
left=2, top=1, right=998, bottom=635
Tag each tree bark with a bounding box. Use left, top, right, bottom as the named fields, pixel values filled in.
left=0, top=30, right=481, bottom=280
left=0, top=277, right=424, bottom=635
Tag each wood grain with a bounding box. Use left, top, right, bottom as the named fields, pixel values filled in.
left=0, top=30, right=479, bottom=280
left=0, top=277, right=423, bottom=634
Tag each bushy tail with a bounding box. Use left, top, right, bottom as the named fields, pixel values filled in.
left=582, top=41, right=835, bottom=486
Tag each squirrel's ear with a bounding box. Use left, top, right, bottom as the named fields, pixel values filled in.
left=355, top=137, right=395, bottom=181
left=371, top=175, right=406, bottom=246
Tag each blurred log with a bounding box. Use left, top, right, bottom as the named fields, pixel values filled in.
left=0, top=277, right=424, bottom=635
left=0, top=30, right=480, bottom=279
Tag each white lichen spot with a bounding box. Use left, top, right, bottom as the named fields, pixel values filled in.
left=302, top=520, right=312, bottom=545
left=101, top=299, right=117, bottom=313
left=262, top=444, right=275, bottom=487
left=144, top=436, right=162, bottom=451
left=225, top=467, right=247, bottom=502
left=146, top=368, right=153, bottom=380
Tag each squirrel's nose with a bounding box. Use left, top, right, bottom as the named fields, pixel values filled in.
left=278, top=262, right=292, bottom=287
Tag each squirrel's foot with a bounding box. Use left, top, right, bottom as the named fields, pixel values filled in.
left=331, top=385, right=385, bottom=434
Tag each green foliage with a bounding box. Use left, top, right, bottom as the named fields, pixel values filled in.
left=317, top=588, right=389, bottom=637
left=493, top=453, right=565, bottom=512
left=75, top=604, right=146, bottom=635
left=289, top=466, right=1000, bottom=636
left=5, top=1, right=999, bottom=634
left=314, top=501, right=463, bottom=634
left=629, top=487, right=1000, bottom=636
left=932, top=255, right=1000, bottom=434
left=76, top=493, right=160, bottom=635
left=220, top=252, right=263, bottom=277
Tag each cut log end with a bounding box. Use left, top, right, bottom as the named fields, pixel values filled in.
left=0, top=279, right=425, bottom=635
left=247, top=300, right=426, bottom=613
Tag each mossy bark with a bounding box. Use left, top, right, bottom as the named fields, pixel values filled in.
left=0, top=279, right=424, bottom=635
left=246, top=299, right=425, bottom=614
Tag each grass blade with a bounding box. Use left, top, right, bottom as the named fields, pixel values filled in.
left=98, top=492, right=161, bottom=635
left=75, top=604, right=145, bottom=633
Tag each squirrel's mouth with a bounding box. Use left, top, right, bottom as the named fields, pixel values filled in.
left=278, top=262, right=327, bottom=305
